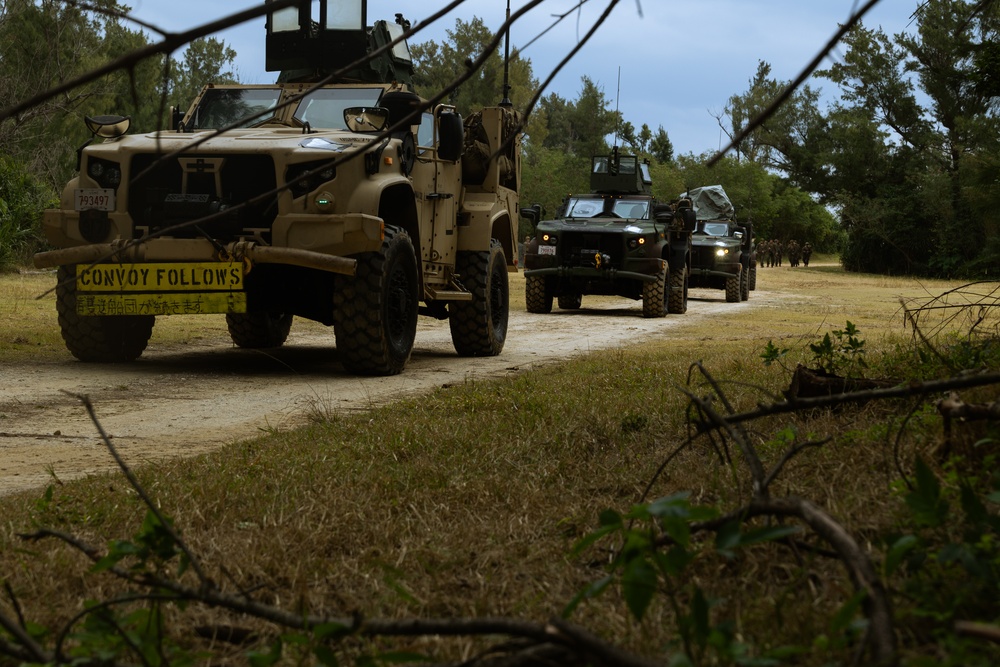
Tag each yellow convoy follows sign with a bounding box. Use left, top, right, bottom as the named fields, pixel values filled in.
left=75, top=262, right=246, bottom=316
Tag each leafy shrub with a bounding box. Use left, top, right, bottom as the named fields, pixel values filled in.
left=0, top=154, right=55, bottom=270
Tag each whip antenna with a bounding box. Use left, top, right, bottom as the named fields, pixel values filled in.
left=500, top=0, right=512, bottom=106
left=613, top=66, right=621, bottom=148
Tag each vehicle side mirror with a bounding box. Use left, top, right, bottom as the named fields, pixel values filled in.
left=438, top=111, right=464, bottom=162
left=344, top=107, right=389, bottom=132
left=520, top=203, right=542, bottom=228
left=653, top=203, right=674, bottom=222
left=85, top=115, right=131, bottom=139
left=169, top=105, right=185, bottom=131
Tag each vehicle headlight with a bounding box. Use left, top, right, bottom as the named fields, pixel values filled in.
left=627, top=236, right=647, bottom=250
left=716, top=248, right=729, bottom=256
left=286, top=160, right=337, bottom=199
left=541, top=233, right=557, bottom=245
left=86, top=158, right=122, bottom=190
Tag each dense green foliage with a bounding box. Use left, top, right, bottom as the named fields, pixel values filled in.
left=0, top=154, right=53, bottom=269
left=0, top=0, right=237, bottom=269
left=721, top=0, right=1000, bottom=277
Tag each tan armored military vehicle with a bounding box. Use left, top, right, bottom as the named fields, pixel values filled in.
left=33, top=1, right=521, bottom=375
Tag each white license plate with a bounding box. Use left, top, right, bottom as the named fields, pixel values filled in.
left=74, top=188, right=115, bottom=211
left=539, top=245, right=556, bottom=255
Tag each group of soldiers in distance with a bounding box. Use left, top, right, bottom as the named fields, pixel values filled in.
left=758, top=239, right=813, bottom=267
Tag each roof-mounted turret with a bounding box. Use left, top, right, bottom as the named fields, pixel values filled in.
left=265, top=0, right=415, bottom=84
left=589, top=147, right=653, bottom=195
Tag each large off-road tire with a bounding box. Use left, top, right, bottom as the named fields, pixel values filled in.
left=226, top=312, right=293, bottom=348
left=525, top=275, right=553, bottom=313
left=449, top=240, right=509, bottom=357
left=749, top=264, right=757, bottom=291
left=725, top=270, right=741, bottom=303
left=642, top=261, right=668, bottom=318
left=740, top=263, right=750, bottom=301
left=56, top=264, right=155, bottom=362
left=557, top=293, right=582, bottom=310
left=667, top=265, right=688, bottom=314
left=333, top=226, right=419, bottom=376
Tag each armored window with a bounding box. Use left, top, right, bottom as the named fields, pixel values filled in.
left=192, top=88, right=281, bottom=129
left=416, top=112, right=435, bottom=153
left=566, top=197, right=600, bottom=217
left=270, top=6, right=299, bottom=32
left=325, top=0, right=363, bottom=30
left=640, top=162, right=652, bottom=185
left=385, top=22, right=413, bottom=63
left=296, top=87, right=382, bottom=129
left=612, top=200, right=648, bottom=218
left=701, top=223, right=730, bottom=236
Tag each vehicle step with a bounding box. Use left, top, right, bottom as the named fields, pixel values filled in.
left=425, top=288, right=473, bottom=301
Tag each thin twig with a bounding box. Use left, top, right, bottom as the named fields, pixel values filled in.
left=63, top=391, right=212, bottom=588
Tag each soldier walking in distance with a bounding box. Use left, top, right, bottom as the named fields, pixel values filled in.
left=802, top=241, right=813, bottom=266
left=787, top=239, right=801, bottom=267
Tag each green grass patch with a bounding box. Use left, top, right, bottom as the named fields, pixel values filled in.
left=1, top=263, right=999, bottom=665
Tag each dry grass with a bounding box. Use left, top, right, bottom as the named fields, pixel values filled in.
left=1, top=259, right=998, bottom=664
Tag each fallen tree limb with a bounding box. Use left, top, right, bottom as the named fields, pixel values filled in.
left=937, top=393, right=1000, bottom=421
left=718, top=371, right=1000, bottom=428
left=955, top=620, right=1000, bottom=644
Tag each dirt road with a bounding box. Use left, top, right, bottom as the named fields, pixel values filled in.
left=0, top=288, right=776, bottom=495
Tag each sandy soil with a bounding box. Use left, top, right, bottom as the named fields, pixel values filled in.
left=0, top=287, right=783, bottom=495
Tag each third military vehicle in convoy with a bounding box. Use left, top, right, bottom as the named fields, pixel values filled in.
left=33, top=0, right=521, bottom=376
left=520, top=150, right=694, bottom=317
left=685, top=185, right=756, bottom=303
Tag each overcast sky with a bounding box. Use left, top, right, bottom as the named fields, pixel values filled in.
left=124, top=0, right=922, bottom=156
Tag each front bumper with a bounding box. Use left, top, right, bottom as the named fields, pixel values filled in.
left=690, top=262, right=741, bottom=280
left=523, top=252, right=663, bottom=283
left=33, top=238, right=358, bottom=276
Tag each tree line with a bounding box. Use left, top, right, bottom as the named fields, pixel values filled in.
left=1, top=0, right=997, bottom=277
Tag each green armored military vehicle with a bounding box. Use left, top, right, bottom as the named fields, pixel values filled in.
left=685, top=185, right=756, bottom=303
left=33, top=0, right=521, bottom=376
left=520, top=150, right=693, bottom=317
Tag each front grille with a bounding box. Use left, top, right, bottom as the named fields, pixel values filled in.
left=128, top=154, right=278, bottom=242
left=691, top=246, right=717, bottom=267
left=561, top=231, right=624, bottom=268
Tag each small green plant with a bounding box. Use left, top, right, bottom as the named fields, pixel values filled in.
left=809, top=321, right=867, bottom=375
left=883, top=455, right=1000, bottom=665
left=760, top=339, right=789, bottom=366
left=567, top=493, right=804, bottom=664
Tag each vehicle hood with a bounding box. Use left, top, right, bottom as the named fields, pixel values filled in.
left=98, top=129, right=372, bottom=155
left=536, top=218, right=653, bottom=233
left=691, top=234, right=741, bottom=248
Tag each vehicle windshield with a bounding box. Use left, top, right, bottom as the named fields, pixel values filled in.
left=295, top=88, right=384, bottom=129
left=698, top=222, right=731, bottom=236
left=564, top=197, right=649, bottom=218
left=592, top=155, right=638, bottom=175
left=190, top=88, right=282, bottom=129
